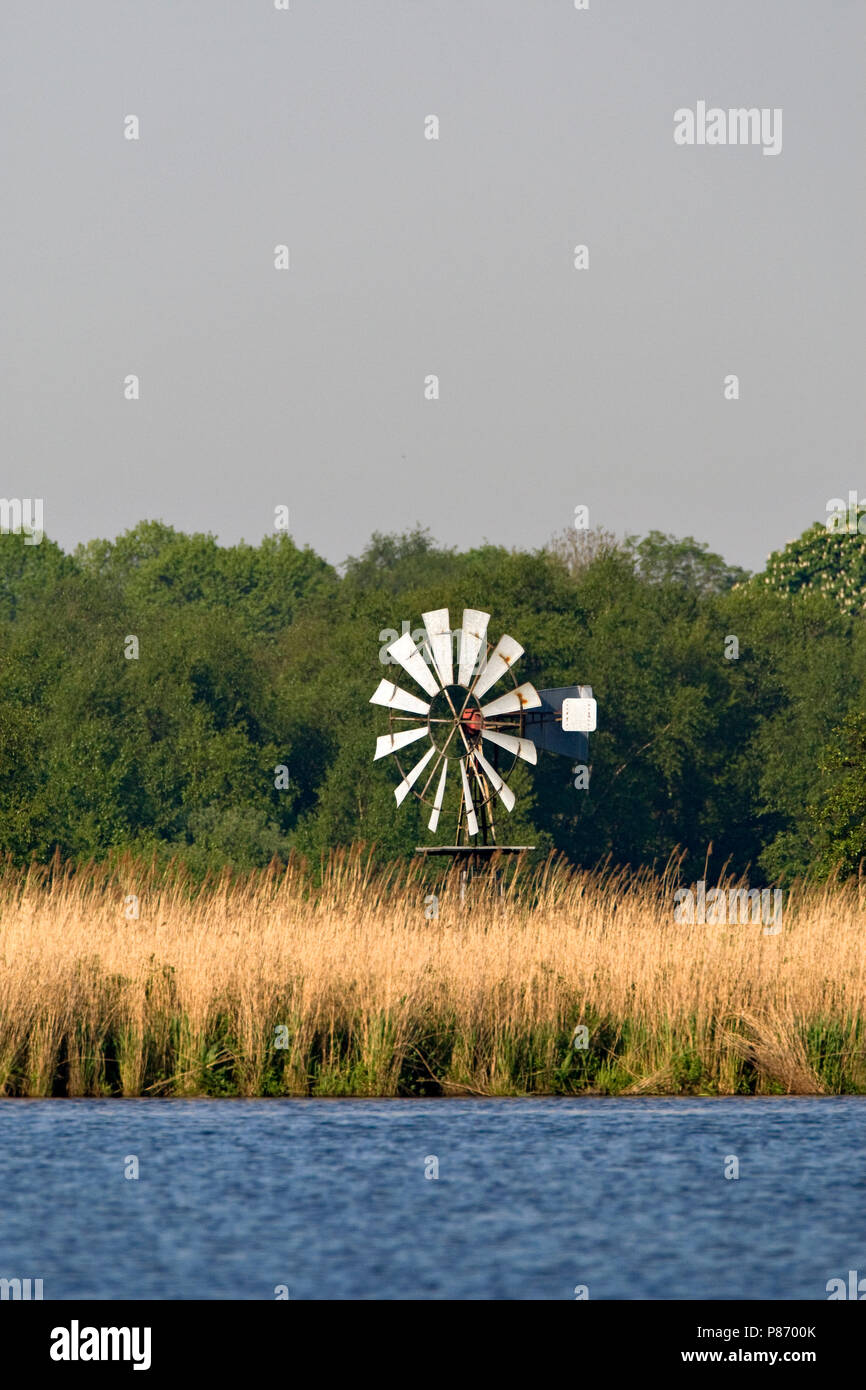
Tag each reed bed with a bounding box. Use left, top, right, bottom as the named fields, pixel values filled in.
left=0, top=848, right=864, bottom=1097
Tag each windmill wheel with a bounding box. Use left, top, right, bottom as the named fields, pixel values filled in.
left=370, top=607, right=541, bottom=842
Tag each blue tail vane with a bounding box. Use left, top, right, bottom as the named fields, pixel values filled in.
left=522, top=685, right=594, bottom=761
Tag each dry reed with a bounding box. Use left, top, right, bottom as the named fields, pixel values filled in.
left=0, top=848, right=864, bottom=1097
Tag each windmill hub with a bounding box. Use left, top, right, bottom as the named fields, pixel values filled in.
left=427, top=685, right=484, bottom=752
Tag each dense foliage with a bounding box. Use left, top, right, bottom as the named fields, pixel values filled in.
left=1, top=517, right=865, bottom=881
left=762, top=514, right=866, bottom=614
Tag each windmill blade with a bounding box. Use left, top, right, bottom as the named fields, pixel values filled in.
left=386, top=632, right=441, bottom=699
left=458, top=757, right=479, bottom=836
left=422, top=608, right=454, bottom=689
left=473, top=749, right=516, bottom=813
left=428, top=759, right=448, bottom=831
left=374, top=726, right=429, bottom=761
left=481, top=727, right=537, bottom=765
left=471, top=634, right=524, bottom=700
left=395, top=744, right=436, bottom=806
left=457, top=608, right=490, bottom=687
left=480, top=682, right=542, bottom=719
left=369, top=679, right=431, bottom=717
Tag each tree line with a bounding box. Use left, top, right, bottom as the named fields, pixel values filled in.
left=1, top=516, right=865, bottom=880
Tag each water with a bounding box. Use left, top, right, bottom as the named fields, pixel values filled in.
left=1, top=1096, right=864, bottom=1300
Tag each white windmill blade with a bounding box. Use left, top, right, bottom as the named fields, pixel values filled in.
left=458, top=757, right=479, bottom=836
left=422, top=608, right=453, bottom=689
left=471, top=634, right=524, bottom=700
left=395, top=744, right=436, bottom=806
left=374, top=726, right=429, bottom=761
left=428, top=759, right=448, bottom=831
left=386, top=631, right=441, bottom=699
left=481, top=727, right=537, bottom=765
left=473, top=749, right=516, bottom=813
left=480, top=682, right=542, bottom=718
left=457, top=608, right=490, bottom=687
left=369, top=679, right=431, bottom=717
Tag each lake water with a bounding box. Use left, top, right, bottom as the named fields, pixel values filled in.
left=1, top=1096, right=864, bottom=1300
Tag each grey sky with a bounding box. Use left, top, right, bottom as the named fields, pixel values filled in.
left=3, top=0, right=863, bottom=572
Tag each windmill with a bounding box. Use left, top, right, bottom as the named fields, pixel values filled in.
left=370, top=607, right=597, bottom=863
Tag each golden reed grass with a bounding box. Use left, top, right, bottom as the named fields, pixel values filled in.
left=0, top=847, right=864, bottom=1097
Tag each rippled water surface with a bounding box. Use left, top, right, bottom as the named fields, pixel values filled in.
left=2, top=1097, right=865, bottom=1299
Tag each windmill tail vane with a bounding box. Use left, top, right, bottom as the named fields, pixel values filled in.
left=370, top=606, right=597, bottom=848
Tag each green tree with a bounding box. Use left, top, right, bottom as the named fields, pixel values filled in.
left=805, top=711, right=866, bottom=877
left=760, top=515, right=866, bottom=615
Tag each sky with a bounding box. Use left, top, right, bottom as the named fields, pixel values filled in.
left=2, top=0, right=864, bottom=573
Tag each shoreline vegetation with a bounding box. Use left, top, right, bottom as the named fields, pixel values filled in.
left=1, top=847, right=864, bottom=1099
